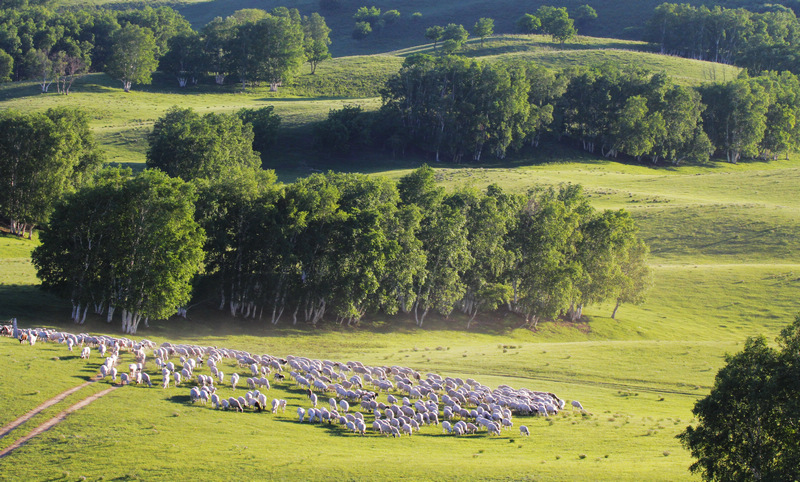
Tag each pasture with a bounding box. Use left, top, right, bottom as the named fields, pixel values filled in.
left=2, top=152, right=798, bottom=479
left=0, top=33, right=793, bottom=480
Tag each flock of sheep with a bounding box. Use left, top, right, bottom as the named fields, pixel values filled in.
left=3, top=324, right=587, bottom=439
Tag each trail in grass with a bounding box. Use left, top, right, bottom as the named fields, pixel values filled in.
left=0, top=376, right=100, bottom=441
left=0, top=385, right=118, bottom=459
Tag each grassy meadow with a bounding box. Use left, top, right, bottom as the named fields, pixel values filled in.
left=0, top=36, right=795, bottom=480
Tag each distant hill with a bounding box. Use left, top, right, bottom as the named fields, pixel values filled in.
left=55, top=0, right=663, bottom=56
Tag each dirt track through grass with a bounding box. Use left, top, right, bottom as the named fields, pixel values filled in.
left=0, top=376, right=100, bottom=441
left=0, top=384, right=118, bottom=459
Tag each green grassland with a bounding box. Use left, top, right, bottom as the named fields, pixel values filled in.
left=0, top=37, right=793, bottom=479
left=2, top=153, right=798, bottom=479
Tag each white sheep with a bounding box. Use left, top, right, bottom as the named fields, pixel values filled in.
left=571, top=400, right=585, bottom=411
left=230, top=373, right=240, bottom=390
left=80, top=346, right=90, bottom=359
left=309, top=392, right=318, bottom=407
left=298, top=407, right=306, bottom=422
left=339, top=400, right=350, bottom=413
left=173, top=372, right=182, bottom=387
left=520, top=425, right=530, bottom=436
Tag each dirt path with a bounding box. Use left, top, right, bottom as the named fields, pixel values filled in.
left=0, top=376, right=102, bottom=441
left=0, top=385, right=119, bottom=459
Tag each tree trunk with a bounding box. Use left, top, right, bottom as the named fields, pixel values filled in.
left=611, top=298, right=621, bottom=319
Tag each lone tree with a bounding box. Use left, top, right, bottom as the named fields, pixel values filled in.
left=678, top=316, right=800, bottom=481
left=425, top=26, right=444, bottom=50
left=516, top=13, right=541, bottom=34
left=303, top=12, right=331, bottom=74
left=107, top=23, right=159, bottom=92
left=536, top=6, right=576, bottom=45
left=473, top=18, right=494, bottom=48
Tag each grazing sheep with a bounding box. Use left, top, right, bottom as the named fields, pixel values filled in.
left=520, top=425, right=530, bottom=436
left=309, top=392, right=318, bottom=407
left=230, top=373, right=240, bottom=390
left=571, top=400, right=585, bottom=411
left=120, top=373, right=130, bottom=385
left=271, top=398, right=280, bottom=414
left=110, top=367, right=118, bottom=382
left=81, top=346, right=90, bottom=359
left=173, top=372, right=182, bottom=387
left=211, top=393, right=221, bottom=409
left=141, top=372, right=152, bottom=387
left=339, top=400, right=350, bottom=413
left=298, top=407, right=306, bottom=422
left=190, top=387, right=201, bottom=402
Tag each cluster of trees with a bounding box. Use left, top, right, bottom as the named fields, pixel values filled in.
left=424, top=23, right=470, bottom=53
left=32, top=169, right=204, bottom=333
left=159, top=8, right=330, bottom=90
left=31, top=107, right=651, bottom=332
left=0, top=108, right=102, bottom=238
left=647, top=3, right=800, bottom=74
left=324, top=55, right=800, bottom=164
left=679, top=315, right=800, bottom=481
left=517, top=6, right=578, bottom=45
left=351, top=6, right=402, bottom=39
left=0, top=6, right=191, bottom=90
left=0, top=5, right=332, bottom=91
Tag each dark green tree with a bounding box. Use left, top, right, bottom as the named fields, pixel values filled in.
left=516, top=14, right=541, bottom=34
left=536, top=6, right=576, bottom=45
left=237, top=106, right=282, bottom=158
left=678, top=316, right=800, bottom=481
left=146, top=107, right=261, bottom=181
left=0, top=108, right=102, bottom=238
left=425, top=25, right=444, bottom=50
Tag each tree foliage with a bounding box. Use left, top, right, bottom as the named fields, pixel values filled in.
left=678, top=316, right=800, bottom=481
left=473, top=18, right=494, bottom=48
left=106, top=23, right=159, bottom=92
left=146, top=106, right=261, bottom=181
left=0, top=108, right=102, bottom=238
left=302, top=12, right=331, bottom=75
left=33, top=168, right=205, bottom=333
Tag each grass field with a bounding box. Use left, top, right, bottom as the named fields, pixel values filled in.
left=0, top=35, right=794, bottom=480
left=2, top=152, right=798, bottom=479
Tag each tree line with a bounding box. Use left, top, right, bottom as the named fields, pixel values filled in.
left=28, top=107, right=651, bottom=333
left=316, top=55, right=800, bottom=164
left=0, top=5, right=332, bottom=91
left=647, top=3, right=800, bottom=75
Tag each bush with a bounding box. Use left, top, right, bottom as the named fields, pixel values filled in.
left=352, top=21, right=372, bottom=39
